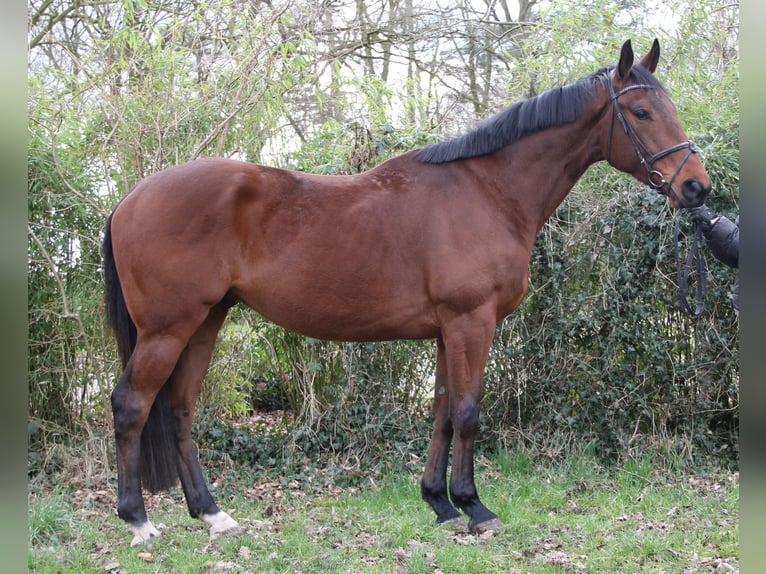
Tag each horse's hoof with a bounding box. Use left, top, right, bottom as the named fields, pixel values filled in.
left=203, top=511, right=241, bottom=539
left=439, top=516, right=468, bottom=530
left=469, top=517, right=503, bottom=533
left=129, top=521, right=161, bottom=547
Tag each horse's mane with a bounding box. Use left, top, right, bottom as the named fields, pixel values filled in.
left=414, top=65, right=662, bottom=164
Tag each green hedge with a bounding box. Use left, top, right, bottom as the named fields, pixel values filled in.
left=482, top=186, right=738, bottom=463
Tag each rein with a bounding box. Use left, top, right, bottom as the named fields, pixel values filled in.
left=604, top=74, right=699, bottom=206
left=673, top=212, right=707, bottom=319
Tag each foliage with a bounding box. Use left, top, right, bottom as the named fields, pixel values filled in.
left=483, top=185, right=739, bottom=463
left=28, top=495, right=72, bottom=547
left=27, top=0, right=738, bottom=478
left=196, top=326, right=435, bottom=482
left=27, top=91, right=115, bottom=429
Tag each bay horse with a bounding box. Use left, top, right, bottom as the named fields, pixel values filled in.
left=103, top=39, right=710, bottom=546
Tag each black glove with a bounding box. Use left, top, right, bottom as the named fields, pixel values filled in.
left=685, top=204, right=718, bottom=234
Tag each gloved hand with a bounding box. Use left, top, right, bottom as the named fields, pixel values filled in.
left=685, top=204, right=718, bottom=233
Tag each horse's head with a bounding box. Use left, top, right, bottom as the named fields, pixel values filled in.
left=602, top=39, right=711, bottom=209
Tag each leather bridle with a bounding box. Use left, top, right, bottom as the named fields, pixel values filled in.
left=604, top=72, right=699, bottom=206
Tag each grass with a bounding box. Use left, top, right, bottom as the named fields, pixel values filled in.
left=28, top=449, right=738, bottom=573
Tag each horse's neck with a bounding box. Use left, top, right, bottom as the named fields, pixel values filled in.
left=488, top=114, right=605, bottom=238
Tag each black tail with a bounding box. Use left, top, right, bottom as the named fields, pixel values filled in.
left=103, top=213, right=136, bottom=369
left=103, top=213, right=179, bottom=493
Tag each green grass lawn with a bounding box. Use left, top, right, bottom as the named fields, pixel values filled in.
left=28, top=450, right=738, bottom=573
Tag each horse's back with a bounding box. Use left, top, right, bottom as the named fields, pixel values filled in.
left=109, top=155, right=530, bottom=342
left=109, top=157, right=437, bottom=338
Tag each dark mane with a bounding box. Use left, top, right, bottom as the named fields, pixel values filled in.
left=415, top=65, right=663, bottom=164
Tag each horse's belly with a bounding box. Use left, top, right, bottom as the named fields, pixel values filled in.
left=233, top=281, right=439, bottom=343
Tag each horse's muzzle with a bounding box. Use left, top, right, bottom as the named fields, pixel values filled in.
left=679, top=178, right=711, bottom=208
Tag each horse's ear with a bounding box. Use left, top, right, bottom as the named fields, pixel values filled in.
left=639, top=38, right=660, bottom=73
left=616, top=40, right=634, bottom=80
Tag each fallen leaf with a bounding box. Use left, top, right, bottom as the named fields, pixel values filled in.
left=395, top=547, right=410, bottom=561
left=479, top=528, right=497, bottom=540
left=201, top=560, right=237, bottom=573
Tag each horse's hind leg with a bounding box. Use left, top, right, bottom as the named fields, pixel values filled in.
left=166, top=302, right=240, bottom=537
left=111, top=334, right=187, bottom=546
left=421, top=338, right=464, bottom=526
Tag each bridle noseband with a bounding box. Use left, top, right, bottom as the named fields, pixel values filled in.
left=604, top=72, right=699, bottom=205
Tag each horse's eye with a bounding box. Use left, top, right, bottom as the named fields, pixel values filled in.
left=633, top=108, right=651, bottom=120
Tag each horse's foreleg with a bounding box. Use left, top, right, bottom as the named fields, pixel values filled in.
left=442, top=311, right=500, bottom=531
left=421, top=338, right=464, bottom=526
left=111, top=336, right=186, bottom=546
left=168, top=303, right=240, bottom=538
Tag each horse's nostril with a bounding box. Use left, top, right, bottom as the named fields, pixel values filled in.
left=682, top=179, right=710, bottom=206
left=683, top=179, right=699, bottom=197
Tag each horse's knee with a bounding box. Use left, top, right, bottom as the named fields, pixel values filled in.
left=450, top=398, right=480, bottom=437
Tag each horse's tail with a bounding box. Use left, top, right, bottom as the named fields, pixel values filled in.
left=103, top=212, right=136, bottom=369
left=103, top=212, right=179, bottom=493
